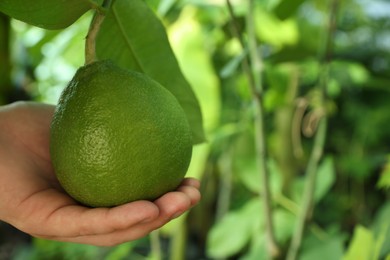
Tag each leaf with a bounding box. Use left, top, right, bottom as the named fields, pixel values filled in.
left=241, top=234, right=267, bottom=260
left=105, top=242, right=136, bottom=260
left=273, top=0, right=307, bottom=20
left=220, top=50, right=247, bottom=78
left=274, top=209, right=295, bottom=244
left=293, top=156, right=336, bottom=204
left=96, top=0, right=205, bottom=144
left=300, top=235, right=344, bottom=260
left=343, top=226, right=374, bottom=260
left=372, top=202, right=390, bottom=258
left=314, top=156, right=336, bottom=202
left=206, top=198, right=262, bottom=258
left=168, top=6, right=220, bottom=133
left=0, top=0, right=98, bottom=29
left=255, top=6, right=299, bottom=48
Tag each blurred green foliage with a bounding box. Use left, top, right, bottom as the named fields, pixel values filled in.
left=1, top=0, right=390, bottom=259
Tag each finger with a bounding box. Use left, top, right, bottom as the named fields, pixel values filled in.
left=42, top=180, right=200, bottom=238
left=36, top=191, right=194, bottom=246
left=176, top=185, right=201, bottom=206
left=49, top=201, right=159, bottom=237
left=22, top=190, right=160, bottom=238
left=38, top=221, right=154, bottom=247
left=180, top=177, right=201, bottom=189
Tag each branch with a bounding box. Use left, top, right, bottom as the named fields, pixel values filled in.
left=247, top=0, right=280, bottom=257
left=286, top=0, right=339, bottom=259
left=286, top=117, right=327, bottom=260
left=225, top=0, right=256, bottom=93
left=85, top=0, right=112, bottom=65
left=226, top=0, right=279, bottom=258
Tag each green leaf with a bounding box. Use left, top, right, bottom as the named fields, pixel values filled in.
left=372, top=202, right=390, bottom=258
left=300, top=234, right=344, bottom=260
left=168, top=6, right=220, bottom=133
left=274, top=209, right=295, bottom=244
left=343, top=225, right=374, bottom=260
left=206, top=198, right=262, bottom=258
left=273, top=0, right=307, bottom=20
left=255, top=6, right=299, bottom=48
left=0, top=0, right=98, bottom=29
left=314, top=156, right=336, bottom=202
left=105, top=242, right=136, bottom=260
left=96, top=0, right=205, bottom=144
left=293, top=156, right=336, bottom=204
left=241, top=234, right=267, bottom=260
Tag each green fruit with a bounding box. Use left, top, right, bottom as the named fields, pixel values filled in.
left=50, top=60, right=193, bottom=207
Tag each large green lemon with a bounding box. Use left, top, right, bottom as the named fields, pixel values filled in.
left=50, top=60, right=193, bottom=207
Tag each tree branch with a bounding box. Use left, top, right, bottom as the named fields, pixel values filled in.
left=286, top=0, right=339, bottom=259
left=286, top=117, right=327, bottom=260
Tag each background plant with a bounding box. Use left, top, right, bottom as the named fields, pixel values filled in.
left=0, top=0, right=389, bottom=259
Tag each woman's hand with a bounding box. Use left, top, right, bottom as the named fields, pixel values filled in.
left=0, top=101, right=201, bottom=246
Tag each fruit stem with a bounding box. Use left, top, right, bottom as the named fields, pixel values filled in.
left=85, top=0, right=112, bottom=65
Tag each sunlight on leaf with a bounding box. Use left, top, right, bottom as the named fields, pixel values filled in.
left=96, top=0, right=205, bottom=144
left=372, top=202, right=390, bottom=258
left=343, top=225, right=374, bottom=260
left=255, top=5, right=299, bottom=48
left=168, top=6, right=220, bottom=134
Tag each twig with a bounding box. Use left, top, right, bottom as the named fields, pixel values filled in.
left=286, top=0, right=339, bottom=259
left=286, top=117, right=327, bottom=260
left=169, top=216, right=187, bottom=260
left=225, top=0, right=255, bottom=93
left=247, top=0, right=280, bottom=257
left=85, top=0, right=112, bottom=65
left=226, top=0, right=279, bottom=258
left=150, top=230, right=162, bottom=260
left=216, top=149, right=233, bottom=221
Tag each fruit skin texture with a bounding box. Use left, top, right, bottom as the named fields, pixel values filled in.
left=50, top=60, right=193, bottom=207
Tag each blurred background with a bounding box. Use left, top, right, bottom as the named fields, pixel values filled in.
left=1, top=0, right=390, bottom=259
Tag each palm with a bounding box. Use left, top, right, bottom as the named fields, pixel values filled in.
left=0, top=101, right=200, bottom=246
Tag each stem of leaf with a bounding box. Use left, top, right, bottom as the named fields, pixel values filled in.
left=226, top=0, right=279, bottom=258
left=85, top=0, right=112, bottom=65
